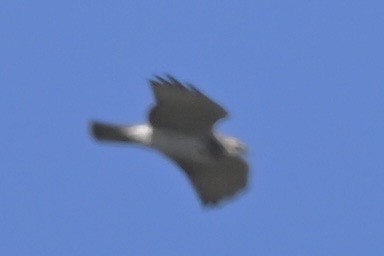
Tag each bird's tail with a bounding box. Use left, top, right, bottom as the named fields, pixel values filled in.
left=91, top=121, right=134, bottom=142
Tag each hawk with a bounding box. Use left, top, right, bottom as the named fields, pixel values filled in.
left=91, top=75, right=249, bottom=206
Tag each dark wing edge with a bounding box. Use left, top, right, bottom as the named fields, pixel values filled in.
left=173, top=156, right=249, bottom=206
left=148, top=75, right=228, bottom=134
left=149, top=75, right=228, bottom=118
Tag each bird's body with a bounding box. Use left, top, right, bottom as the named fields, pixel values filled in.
left=93, top=123, right=214, bottom=162
left=91, top=76, right=249, bottom=206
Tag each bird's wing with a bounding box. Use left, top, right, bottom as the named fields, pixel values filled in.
left=149, top=75, right=228, bottom=135
left=174, top=155, right=249, bottom=206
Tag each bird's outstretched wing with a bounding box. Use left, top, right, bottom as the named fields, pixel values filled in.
left=174, top=155, right=249, bottom=206
left=149, top=75, right=228, bottom=135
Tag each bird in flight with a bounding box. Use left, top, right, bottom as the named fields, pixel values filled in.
left=91, top=75, right=249, bottom=206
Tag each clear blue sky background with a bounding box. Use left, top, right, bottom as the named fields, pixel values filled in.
left=1, top=1, right=383, bottom=255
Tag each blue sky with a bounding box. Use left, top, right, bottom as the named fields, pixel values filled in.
left=1, top=1, right=383, bottom=255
